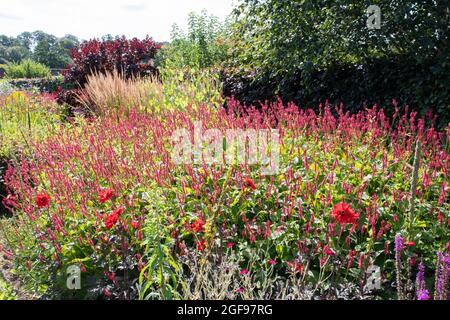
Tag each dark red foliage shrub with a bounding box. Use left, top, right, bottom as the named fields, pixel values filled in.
left=57, top=36, right=161, bottom=107
left=64, top=36, right=160, bottom=86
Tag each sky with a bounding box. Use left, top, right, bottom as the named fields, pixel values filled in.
left=0, top=0, right=236, bottom=42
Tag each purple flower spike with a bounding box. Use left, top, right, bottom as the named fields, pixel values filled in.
left=395, top=234, right=404, bottom=252
left=416, top=261, right=426, bottom=294
left=417, top=289, right=430, bottom=300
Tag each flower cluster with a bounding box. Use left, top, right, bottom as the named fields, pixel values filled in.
left=2, top=100, right=449, bottom=299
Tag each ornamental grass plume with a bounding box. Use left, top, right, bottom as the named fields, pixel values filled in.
left=77, top=69, right=162, bottom=117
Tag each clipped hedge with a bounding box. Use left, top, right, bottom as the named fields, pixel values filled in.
left=222, top=54, right=450, bottom=128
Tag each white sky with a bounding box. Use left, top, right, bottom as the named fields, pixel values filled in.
left=0, top=0, right=236, bottom=42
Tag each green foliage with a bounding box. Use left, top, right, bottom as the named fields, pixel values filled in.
left=33, top=32, right=78, bottom=69
left=230, top=0, right=449, bottom=72
left=0, top=91, right=61, bottom=160
left=0, top=277, right=16, bottom=300
left=157, top=10, right=229, bottom=70
left=138, top=189, right=181, bottom=300
left=0, top=46, right=30, bottom=64
left=156, top=68, right=223, bottom=110
left=223, top=53, right=450, bottom=127
left=4, top=59, right=51, bottom=79
left=0, top=31, right=79, bottom=69
left=225, top=1, right=450, bottom=126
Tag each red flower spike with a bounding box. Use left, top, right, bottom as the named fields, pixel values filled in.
left=132, top=220, right=140, bottom=229
left=244, top=178, right=257, bottom=191
left=196, top=239, right=206, bottom=252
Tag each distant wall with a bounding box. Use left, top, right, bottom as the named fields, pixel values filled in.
left=7, top=76, right=63, bottom=93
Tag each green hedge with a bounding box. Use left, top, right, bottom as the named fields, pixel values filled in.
left=222, top=54, right=450, bottom=128
left=4, top=59, right=51, bottom=79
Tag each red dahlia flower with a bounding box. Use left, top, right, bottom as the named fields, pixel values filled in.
left=105, top=212, right=119, bottom=230
left=36, top=192, right=50, bottom=208
left=244, top=177, right=257, bottom=191
left=98, top=188, right=113, bottom=203
left=332, top=202, right=358, bottom=224
left=191, top=218, right=205, bottom=233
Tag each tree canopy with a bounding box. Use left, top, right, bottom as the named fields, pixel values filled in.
left=0, top=31, right=79, bottom=68
left=229, top=0, right=450, bottom=73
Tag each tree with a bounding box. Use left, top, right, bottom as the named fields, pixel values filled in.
left=0, top=45, right=9, bottom=64
left=223, top=0, right=449, bottom=126
left=17, top=32, right=34, bottom=50
left=230, top=0, right=450, bottom=73
left=58, top=35, right=79, bottom=51
left=159, top=10, right=230, bottom=70
left=0, top=31, right=80, bottom=69
left=32, top=31, right=78, bottom=68
left=33, top=34, right=58, bottom=67
left=5, top=46, right=30, bottom=63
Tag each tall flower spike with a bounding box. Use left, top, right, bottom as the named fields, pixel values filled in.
left=395, top=234, right=404, bottom=299
left=395, top=234, right=404, bottom=253
left=415, top=261, right=426, bottom=297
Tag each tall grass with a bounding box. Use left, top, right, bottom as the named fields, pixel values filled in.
left=78, top=70, right=155, bottom=116
left=78, top=68, right=223, bottom=117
